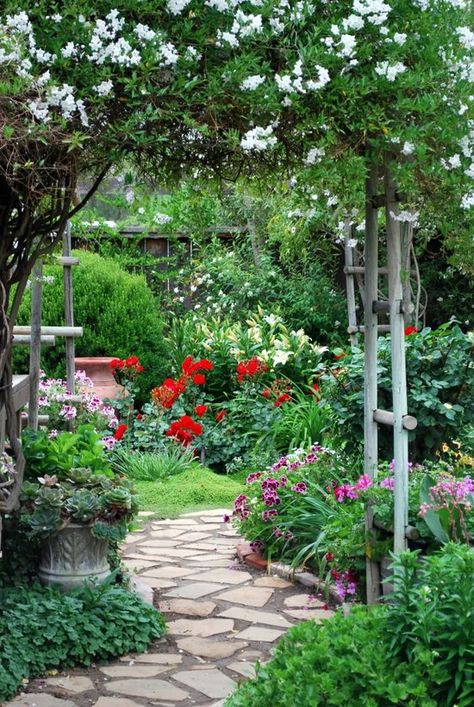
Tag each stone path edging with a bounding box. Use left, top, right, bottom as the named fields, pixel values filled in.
left=6, top=509, right=336, bottom=707
left=236, top=541, right=342, bottom=605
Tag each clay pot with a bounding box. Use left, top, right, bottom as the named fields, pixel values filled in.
left=74, top=356, right=125, bottom=401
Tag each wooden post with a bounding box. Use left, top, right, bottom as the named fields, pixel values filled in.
left=343, top=219, right=358, bottom=349
left=384, top=159, right=409, bottom=555
left=28, top=260, right=43, bottom=430
left=364, top=157, right=381, bottom=603
left=63, top=223, right=76, bottom=395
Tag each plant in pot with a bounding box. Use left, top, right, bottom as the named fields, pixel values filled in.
left=18, top=424, right=139, bottom=590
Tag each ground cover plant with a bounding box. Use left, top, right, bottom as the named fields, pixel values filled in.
left=225, top=544, right=474, bottom=707
left=0, top=579, right=165, bottom=702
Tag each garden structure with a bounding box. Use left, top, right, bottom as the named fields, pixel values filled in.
left=0, top=3, right=473, bottom=704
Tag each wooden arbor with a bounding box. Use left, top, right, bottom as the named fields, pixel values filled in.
left=344, top=156, right=418, bottom=603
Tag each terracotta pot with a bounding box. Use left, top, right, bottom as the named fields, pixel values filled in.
left=74, top=356, right=125, bottom=401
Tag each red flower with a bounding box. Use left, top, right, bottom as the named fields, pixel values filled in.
left=136, top=413, right=144, bottom=421
left=125, top=355, right=139, bottom=367
left=166, top=415, right=203, bottom=446
left=215, top=410, right=226, bottom=422
left=194, top=404, right=208, bottom=417
left=324, top=552, right=334, bottom=563
left=236, top=356, right=266, bottom=382
left=182, top=356, right=214, bottom=376
left=334, top=351, right=346, bottom=361
left=135, top=364, right=144, bottom=373
left=151, top=378, right=183, bottom=409
left=109, top=358, right=124, bottom=369
left=404, top=326, right=418, bottom=336
left=193, top=373, right=206, bottom=385
left=113, top=423, right=128, bottom=441
left=274, top=393, right=291, bottom=407
left=262, top=388, right=271, bottom=399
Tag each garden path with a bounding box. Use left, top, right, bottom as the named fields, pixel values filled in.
left=6, top=509, right=335, bottom=707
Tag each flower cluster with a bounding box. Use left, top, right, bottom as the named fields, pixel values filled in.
left=236, top=356, right=267, bottom=383
left=334, top=474, right=373, bottom=502
left=109, top=355, right=144, bottom=373
left=262, top=378, right=292, bottom=407
left=418, top=476, right=474, bottom=542
left=330, top=568, right=358, bottom=601
left=151, top=355, right=213, bottom=410
left=166, top=414, right=203, bottom=446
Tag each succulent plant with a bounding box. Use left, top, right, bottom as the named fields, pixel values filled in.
left=65, top=490, right=101, bottom=523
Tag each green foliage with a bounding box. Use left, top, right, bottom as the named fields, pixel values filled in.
left=13, top=250, right=169, bottom=404
left=135, top=467, right=246, bottom=518
left=110, top=444, right=201, bottom=481
left=386, top=545, right=474, bottom=707
left=20, top=425, right=139, bottom=539
left=265, top=389, right=332, bottom=454
left=323, top=324, right=474, bottom=460
left=0, top=580, right=165, bottom=703
left=226, top=545, right=474, bottom=707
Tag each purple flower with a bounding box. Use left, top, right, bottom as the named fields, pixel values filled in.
left=291, top=482, right=308, bottom=494
left=279, top=475, right=288, bottom=487
left=262, top=509, right=278, bottom=521
left=223, top=514, right=230, bottom=523
left=246, top=472, right=262, bottom=484
left=102, top=435, right=117, bottom=450
left=59, top=404, right=77, bottom=420
left=263, top=491, right=281, bottom=506
left=273, top=527, right=284, bottom=538
left=354, top=474, right=373, bottom=491
left=250, top=540, right=265, bottom=552
left=261, top=477, right=279, bottom=491
left=380, top=477, right=395, bottom=490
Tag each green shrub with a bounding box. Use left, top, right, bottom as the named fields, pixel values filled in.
left=323, top=323, right=474, bottom=460
left=13, top=250, right=169, bottom=404
left=0, top=579, right=165, bottom=702
left=225, top=544, right=474, bottom=707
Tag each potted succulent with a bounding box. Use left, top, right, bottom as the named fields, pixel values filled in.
left=19, top=425, right=139, bottom=590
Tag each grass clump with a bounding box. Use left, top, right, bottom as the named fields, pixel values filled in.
left=110, top=445, right=201, bottom=481
left=0, top=579, right=165, bottom=702
left=135, top=466, right=246, bottom=517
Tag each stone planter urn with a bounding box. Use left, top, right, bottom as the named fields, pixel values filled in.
left=74, top=356, right=125, bottom=401
left=39, top=523, right=110, bottom=591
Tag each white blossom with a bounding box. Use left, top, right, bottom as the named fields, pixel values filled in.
left=240, top=125, right=277, bottom=152
left=240, top=74, right=265, bottom=90
left=375, top=61, right=407, bottom=81
left=93, top=80, right=113, bottom=96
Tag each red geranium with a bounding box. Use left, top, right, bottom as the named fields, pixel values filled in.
left=215, top=410, right=226, bottom=422
left=405, top=326, right=418, bottom=336
left=125, top=355, right=139, bottom=367
left=166, top=414, right=203, bottom=446
left=109, top=358, right=124, bottom=369
left=194, top=404, right=208, bottom=417
left=193, top=373, right=206, bottom=385
left=113, top=423, right=128, bottom=441
left=236, top=356, right=267, bottom=383
left=261, top=388, right=271, bottom=399
left=274, top=393, right=291, bottom=407
left=182, top=355, right=214, bottom=376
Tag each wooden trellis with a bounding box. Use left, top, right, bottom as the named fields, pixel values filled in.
left=343, top=158, right=418, bottom=604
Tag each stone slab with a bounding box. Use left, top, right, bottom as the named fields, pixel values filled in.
left=123, top=553, right=178, bottom=564
left=138, top=576, right=177, bottom=589
left=165, top=582, right=223, bottom=599
left=214, top=586, right=274, bottom=607
left=141, top=566, right=196, bottom=579
left=136, top=546, right=199, bottom=558
left=100, top=664, right=170, bottom=678
left=134, top=539, right=178, bottom=548
left=283, top=593, right=326, bottom=608
left=138, top=511, right=155, bottom=516
left=154, top=519, right=199, bottom=525
left=94, top=698, right=147, bottom=707
left=120, top=653, right=183, bottom=665
left=44, top=675, right=95, bottom=693
left=104, top=678, right=189, bottom=701
left=284, top=608, right=335, bottom=621
left=227, top=661, right=257, bottom=678
left=158, top=598, right=216, bottom=616
left=183, top=509, right=231, bottom=517
left=234, top=626, right=285, bottom=643
left=6, top=696, right=76, bottom=707
left=148, top=528, right=187, bottom=538
left=254, top=576, right=293, bottom=589
left=184, top=553, right=235, bottom=562
left=218, top=606, right=292, bottom=628
left=184, top=558, right=236, bottom=568
left=174, top=531, right=212, bottom=542
left=177, top=637, right=248, bottom=659
left=167, top=617, right=234, bottom=637
left=185, top=568, right=252, bottom=585
left=173, top=669, right=236, bottom=699
left=124, top=533, right=146, bottom=544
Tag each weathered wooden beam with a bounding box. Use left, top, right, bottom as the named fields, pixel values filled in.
left=12, top=335, right=56, bottom=347
left=13, top=326, right=83, bottom=338
left=56, top=256, right=80, bottom=266
left=372, top=300, right=414, bottom=315
left=21, top=413, right=49, bottom=426
left=373, top=409, right=417, bottom=431
left=28, top=260, right=43, bottom=430
left=344, top=265, right=416, bottom=276
left=63, top=223, right=76, bottom=398
left=373, top=519, right=420, bottom=541
left=348, top=325, right=391, bottom=334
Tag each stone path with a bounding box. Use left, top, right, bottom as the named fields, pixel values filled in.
left=7, top=509, right=335, bottom=707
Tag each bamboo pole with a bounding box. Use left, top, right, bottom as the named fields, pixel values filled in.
left=364, top=157, right=381, bottom=603
left=384, top=158, right=409, bottom=555
left=28, top=260, right=43, bottom=430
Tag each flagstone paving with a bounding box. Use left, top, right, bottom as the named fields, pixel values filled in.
left=7, top=508, right=336, bottom=707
